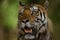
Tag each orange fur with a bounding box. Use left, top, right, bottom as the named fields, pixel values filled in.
left=19, top=4, right=53, bottom=33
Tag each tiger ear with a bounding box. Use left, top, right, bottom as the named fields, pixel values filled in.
left=42, top=0, right=49, bottom=10
left=19, top=1, right=25, bottom=8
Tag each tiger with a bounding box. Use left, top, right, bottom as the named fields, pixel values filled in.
left=17, top=0, right=53, bottom=40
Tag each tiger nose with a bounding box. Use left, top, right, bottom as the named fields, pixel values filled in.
left=22, top=19, right=29, bottom=23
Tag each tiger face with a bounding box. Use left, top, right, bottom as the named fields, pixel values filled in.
left=18, top=4, right=48, bottom=40
left=17, top=1, right=53, bottom=40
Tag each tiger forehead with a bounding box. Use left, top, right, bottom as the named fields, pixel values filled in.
left=19, top=5, right=46, bottom=19
left=20, top=7, right=34, bottom=20
left=23, top=6, right=39, bottom=16
left=23, top=8, right=31, bottom=14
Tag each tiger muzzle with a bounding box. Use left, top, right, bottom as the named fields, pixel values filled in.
left=22, top=26, right=37, bottom=40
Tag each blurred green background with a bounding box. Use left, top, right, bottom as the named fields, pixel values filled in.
left=0, top=0, right=60, bottom=40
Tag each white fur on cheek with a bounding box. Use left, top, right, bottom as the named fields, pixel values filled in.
left=21, top=23, right=25, bottom=28
left=39, top=27, right=46, bottom=33
left=26, top=22, right=32, bottom=28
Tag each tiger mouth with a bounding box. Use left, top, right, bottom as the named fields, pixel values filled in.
left=24, top=28, right=32, bottom=33
left=22, top=27, right=36, bottom=39
left=23, top=28, right=35, bottom=39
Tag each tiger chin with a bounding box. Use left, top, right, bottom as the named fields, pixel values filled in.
left=17, top=0, right=53, bottom=40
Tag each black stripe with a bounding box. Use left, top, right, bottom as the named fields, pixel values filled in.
left=40, top=12, right=44, bottom=23
left=37, top=23, right=45, bottom=33
left=43, top=12, right=46, bottom=21
left=40, top=12, right=46, bottom=23
left=40, top=11, right=42, bottom=20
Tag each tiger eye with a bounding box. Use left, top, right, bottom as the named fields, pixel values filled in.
left=31, top=11, right=36, bottom=16
left=31, top=11, right=39, bottom=16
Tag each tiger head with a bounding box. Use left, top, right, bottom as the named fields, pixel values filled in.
left=18, top=1, right=49, bottom=40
